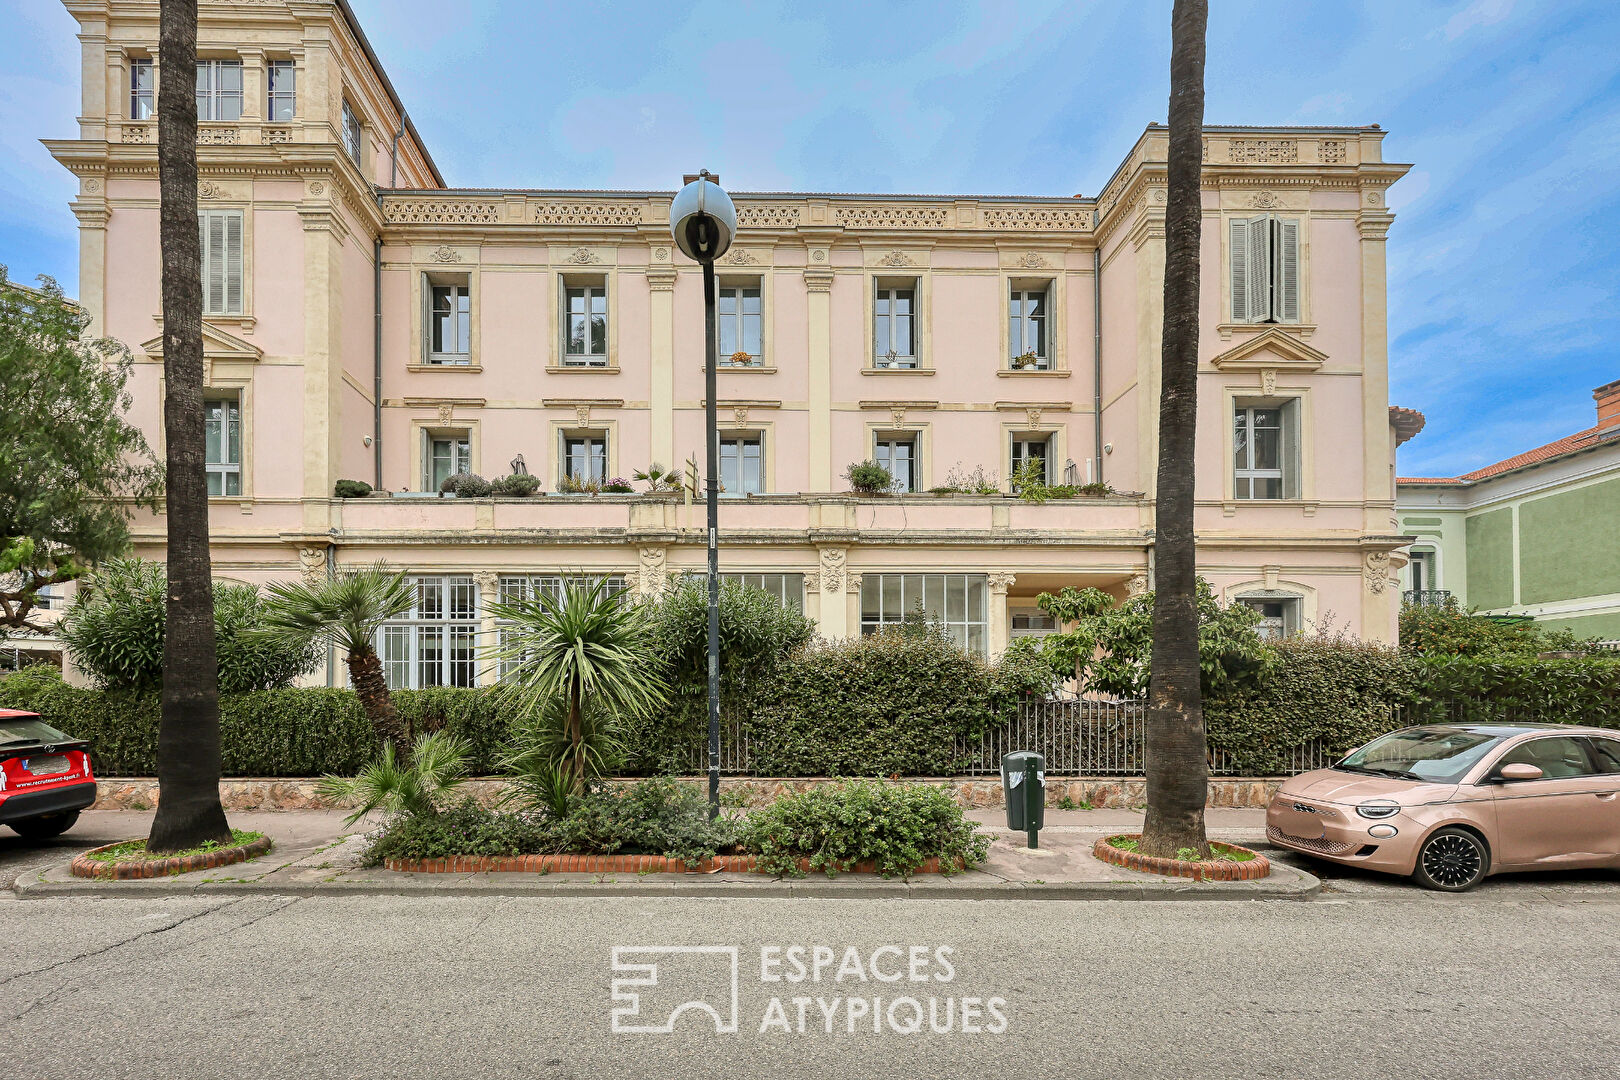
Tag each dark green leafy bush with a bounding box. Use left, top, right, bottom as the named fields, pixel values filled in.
left=1399, top=597, right=1608, bottom=657
left=739, top=780, right=990, bottom=878
left=332, top=479, right=373, bottom=498
left=843, top=460, right=893, bottom=494
left=490, top=473, right=541, bottom=497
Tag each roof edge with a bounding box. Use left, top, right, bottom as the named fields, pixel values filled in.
left=333, top=0, right=445, bottom=187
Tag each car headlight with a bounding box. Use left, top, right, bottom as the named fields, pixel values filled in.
left=1355, top=803, right=1400, bottom=820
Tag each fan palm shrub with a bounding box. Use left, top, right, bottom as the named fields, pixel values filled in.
left=316, top=730, right=471, bottom=826
left=488, top=579, right=666, bottom=794
left=256, top=563, right=415, bottom=744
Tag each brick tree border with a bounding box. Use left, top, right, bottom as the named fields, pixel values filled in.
left=71, top=835, right=274, bottom=881
left=1092, top=835, right=1271, bottom=882
left=382, top=854, right=962, bottom=875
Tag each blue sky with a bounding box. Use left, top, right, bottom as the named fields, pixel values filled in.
left=4, top=0, right=1617, bottom=477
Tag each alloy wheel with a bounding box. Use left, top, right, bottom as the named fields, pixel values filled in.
left=1419, top=831, right=1484, bottom=890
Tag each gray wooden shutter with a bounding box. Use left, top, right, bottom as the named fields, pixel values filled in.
left=1247, top=215, right=1271, bottom=322
left=1275, top=218, right=1300, bottom=323
left=223, top=211, right=243, bottom=314
left=1283, top=398, right=1302, bottom=499
left=1229, top=217, right=1250, bottom=323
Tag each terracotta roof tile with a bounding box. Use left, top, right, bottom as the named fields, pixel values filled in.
left=1459, top=425, right=1616, bottom=480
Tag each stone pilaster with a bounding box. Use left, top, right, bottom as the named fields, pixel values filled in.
left=987, top=572, right=1016, bottom=656
left=474, top=571, right=500, bottom=687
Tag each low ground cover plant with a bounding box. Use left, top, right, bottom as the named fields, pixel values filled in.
left=1106, top=835, right=1254, bottom=863
left=87, top=829, right=266, bottom=864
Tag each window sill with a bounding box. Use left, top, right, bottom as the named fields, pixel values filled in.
left=718, top=365, right=777, bottom=374
left=1216, top=322, right=1316, bottom=340
left=546, top=365, right=620, bottom=374
left=997, top=369, right=1070, bottom=377
left=861, top=367, right=934, bottom=376
left=407, top=363, right=482, bottom=373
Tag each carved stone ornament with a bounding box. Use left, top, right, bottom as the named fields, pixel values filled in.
left=575, top=405, right=591, bottom=426
left=1365, top=190, right=1383, bottom=206
left=720, top=249, right=760, bottom=265
left=818, top=548, right=847, bottom=592
left=308, top=181, right=325, bottom=195
left=1025, top=407, right=1043, bottom=427
left=1016, top=252, right=1047, bottom=269
left=733, top=406, right=750, bottom=427
left=1364, top=551, right=1392, bottom=594
left=1127, top=574, right=1149, bottom=597
left=846, top=572, right=863, bottom=594
left=1152, top=189, right=1167, bottom=204
left=654, top=247, right=670, bottom=261
left=197, top=180, right=223, bottom=199
left=1250, top=190, right=1283, bottom=209
left=890, top=407, right=906, bottom=426
left=436, top=403, right=455, bottom=424
left=638, top=546, right=667, bottom=595
left=1261, top=368, right=1277, bottom=396
left=297, top=547, right=326, bottom=585
left=988, top=572, right=1016, bottom=594
left=811, top=249, right=826, bottom=262
left=564, top=247, right=602, bottom=265
left=83, top=178, right=101, bottom=193
left=473, top=571, right=499, bottom=593
left=877, top=250, right=915, bottom=268
left=430, top=245, right=461, bottom=263
left=804, top=571, right=821, bottom=593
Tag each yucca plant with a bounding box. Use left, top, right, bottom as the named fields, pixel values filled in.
left=256, top=562, right=415, bottom=744
left=488, top=579, right=666, bottom=794
left=501, top=696, right=626, bottom=816
left=317, top=730, right=471, bottom=826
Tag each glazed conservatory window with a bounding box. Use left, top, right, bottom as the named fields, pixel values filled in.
left=379, top=576, right=479, bottom=689
left=266, top=60, right=296, bottom=121
left=873, top=284, right=917, bottom=368
left=130, top=59, right=155, bottom=120
left=719, top=434, right=763, bottom=495
left=1230, top=215, right=1301, bottom=324
left=204, top=397, right=241, bottom=496
left=718, top=283, right=762, bottom=365
left=860, top=574, right=988, bottom=655
left=1008, top=286, right=1049, bottom=368
left=873, top=434, right=916, bottom=493
left=198, top=209, right=243, bottom=316
left=563, top=282, right=608, bottom=364
left=194, top=60, right=243, bottom=121
left=496, top=575, right=627, bottom=677
left=1233, top=402, right=1299, bottom=500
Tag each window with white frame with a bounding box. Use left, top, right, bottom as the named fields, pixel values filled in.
left=130, top=58, right=155, bottom=120
left=874, top=433, right=917, bottom=493
left=266, top=59, right=296, bottom=121
left=873, top=281, right=917, bottom=368
left=378, top=576, right=479, bottom=689
left=718, top=281, right=762, bottom=365
left=1008, top=284, right=1049, bottom=368
left=1407, top=549, right=1438, bottom=594
left=1238, top=594, right=1302, bottom=641
left=341, top=100, right=362, bottom=166
left=423, top=432, right=470, bottom=491
left=861, top=574, right=988, bottom=655
left=1229, top=215, right=1301, bottom=324
left=726, top=573, right=804, bottom=611
left=496, top=574, right=627, bottom=677
left=1011, top=610, right=1058, bottom=638
left=563, top=280, right=608, bottom=364
left=198, top=209, right=244, bottom=316
left=720, top=434, right=763, bottom=495
left=204, top=396, right=241, bottom=496
left=1233, top=401, right=1300, bottom=500
left=194, top=60, right=243, bottom=121
left=561, top=433, right=607, bottom=485
left=426, top=276, right=470, bottom=364
left=1010, top=434, right=1052, bottom=488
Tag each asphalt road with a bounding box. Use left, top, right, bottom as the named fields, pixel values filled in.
left=4, top=882, right=1619, bottom=1079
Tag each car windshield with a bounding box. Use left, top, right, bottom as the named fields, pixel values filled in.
left=1336, top=727, right=1507, bottom=784
left=0, top=716, right=72, bottom=749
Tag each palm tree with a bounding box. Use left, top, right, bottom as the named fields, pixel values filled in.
left=147, top=0, right=232, bottom=854
left=258, top=563, right=415, bottom=744
left=316, top=731, right=471, bottom=826
left=1141, top=0, right=1212, bottom=860
left=488, top=579, right=666, bottom=794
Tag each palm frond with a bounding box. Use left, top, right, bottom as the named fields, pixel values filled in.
left=257, top=561, right=416, bottom=655
left=317, top=731, right=471, bottom=826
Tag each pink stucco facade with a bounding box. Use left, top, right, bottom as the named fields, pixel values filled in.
left=48, top=0, right=1413, bottom=681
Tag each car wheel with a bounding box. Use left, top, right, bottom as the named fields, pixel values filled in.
left=1412, top=826, right=1489, bottom=891
left=8, top=810, right=80, bottom=840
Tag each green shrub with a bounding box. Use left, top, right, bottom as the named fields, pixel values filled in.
left=332, top=479, right=373, bottom=498
left=364, top=801, right=557, bottom=863
left=1400, top=597, right=1608, bottom=657
left=489, top=473, right=541, bottom=497
left=392, top=687, right=523, bottom=771
left=439, top=472, right=492, bottom=497
left=739, top=780, right=990, bottom=878
left=58, top=558, right=321, bottom=693
left=843, top=460, right=893, bottom=494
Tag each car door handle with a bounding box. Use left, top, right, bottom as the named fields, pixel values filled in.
left=1596, top=792, right=1618, bottom=800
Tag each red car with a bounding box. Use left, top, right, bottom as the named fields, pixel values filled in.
left=0, top=709, right=98, bottom=839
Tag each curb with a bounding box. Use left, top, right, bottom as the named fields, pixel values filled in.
left=1092, top=835, right=1272, bottom=882
left=380, top=853, right=956, bottom=875
left=69, top=835, right=274, bottom=880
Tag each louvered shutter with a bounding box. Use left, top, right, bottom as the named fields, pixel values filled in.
left=1229, top=217, right=1250, bottom=323
left=224, top=211, right=243, bottom=314
left=1275, top=217, right=1300, bottom=323
left=1247, top=215, right=1271, bottom=322
left=201, top=211, right=224, bottom=313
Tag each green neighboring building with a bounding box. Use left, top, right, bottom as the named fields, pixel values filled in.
left=1396, top=378, right=1620, bottom=641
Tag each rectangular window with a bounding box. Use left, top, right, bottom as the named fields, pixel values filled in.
left=427, top=279, right=470, bottom=363
left=495, top=574, right=627, bottom=677
left=1233, top=401, right=1300, bottom=500
left=1010, top=611, right=1058, bottom=638
left=266, top=60, right=296, bottom=121
left=204, top=396, right=241, bottom=496
left=194, top=59, right=243, bottom=122
left=1008, top=286, right=1049, bottom=368
left=1011, top=435, right=1052, bottom=487
left=874, top=434, right=916, bottom=493
left=563, top=282, right=608, bottom=364
left=341, top=100, right=362, bottom=166
left=130, top=58, right=155, bottom=120
left=1409, top=550, right=1435, bottom=594
left=860, top=574, right=988, bottom=655
left=719, top=435, right=763, bottom=495
left=378, top=576, right=479, bottom=689
left=562, top=434, right=607, bottom=484
left=873, top=283, right=917, bottom=368
left=424, top=433, right=470, bottom=491
left=1229, top=215, right=1300, bottom=323
left=718, top=283, right=762, bottom=365
left=198, top=209, right=244, bottom=316
left=1239, top=595, right=1301, bottom=641
left=723, top=572, right=804, bottom=611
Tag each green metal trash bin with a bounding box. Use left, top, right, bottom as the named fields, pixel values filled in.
left=1001, top=751, right=1045, bottom=847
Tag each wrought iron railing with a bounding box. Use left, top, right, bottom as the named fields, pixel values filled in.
left=1402, top=589, right=1453, bottom=606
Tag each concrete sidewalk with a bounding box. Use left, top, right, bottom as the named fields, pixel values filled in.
left=9, top=806, right=1313, bottom=901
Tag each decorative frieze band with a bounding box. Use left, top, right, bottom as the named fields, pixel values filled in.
left=532, top=202, right=642, bottom=226
left=836, top=205, right=950, bottom=229
left=982, top=207, right=1092, bottom=231
left=383, top=200, right=501, bottom=225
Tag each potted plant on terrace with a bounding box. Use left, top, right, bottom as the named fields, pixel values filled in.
left=844, top=460, right=895, bottom=495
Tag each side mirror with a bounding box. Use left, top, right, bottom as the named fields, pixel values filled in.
left=1498, top=762, right=1544, bottom=782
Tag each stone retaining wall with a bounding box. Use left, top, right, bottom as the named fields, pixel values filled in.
left=89, top=775, right=1284, bottom=812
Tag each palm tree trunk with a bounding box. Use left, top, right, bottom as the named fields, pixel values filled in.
left=147, top=0, right=231, bottom=853
left=566, top=689, right=584, bottom=794
left=1141, top=0, right=1210, bottom=860
left=346, top=647, right=403, bottom=746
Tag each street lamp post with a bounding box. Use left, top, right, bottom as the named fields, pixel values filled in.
left=670, top=171, right=737, bottom=820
